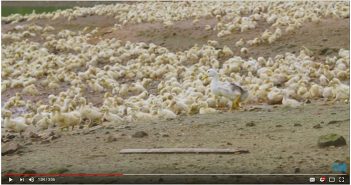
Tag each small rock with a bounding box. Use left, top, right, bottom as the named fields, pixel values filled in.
left=246, top=121, right=255, bottom=127
left=46, top=136, right=58, bottom=141
left=294, top=123, right=302, bottom=127
left=23, top=126, right=40, bottom=139
left=320, top=47, right=338, bottom=55
left=318, top=134, right=347, bottom=148
left=22, top=169, right=36, bottom=174
left=227, top=142, right=232, bottom=145
left=322, top=38, right=328, bottom=41
left=105, top=131, right=110, bottom=134
left=313, top=124, right=322, bottom=129
left=248, top=107, right=263, bottom=111
left=2, top=142, right=22, bottom=156
left=294, top=167, right=300, bottom=173
left=40, top=140, right=50, bottom=144
left=83, top=130, right=93, bottom=135
left=331, top=112, right=337, bottom=115
left=305, top=99, right=311, bottom=104
left=6, top=134, right=16, bottom=140
left=41, top=130, right=61, bottom=140
left=132, top=131, right=148, bottom=138
left=72, top=132, right=80, bottom=135
left=106, top=135, right=117, bottom=143
left=328, top=120, right=341, bottom=124
left=276, top=125, right=282, bottom=127
left=89, top=125, right=103, bottom=131
left=162, top=133, right=169, bottom=137
left=105, top=126, right=114, bottom=130
left=48, top=168, right=69, bottom=174
left=27, top=131, right=40, bottom=139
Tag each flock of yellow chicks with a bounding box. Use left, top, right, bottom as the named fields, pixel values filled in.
left=1, top=1, right=349, bottom=133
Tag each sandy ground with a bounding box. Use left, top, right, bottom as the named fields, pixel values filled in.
left=1, top=103, right=350, bottom=183
left=1, top=5, right=350, bottom=184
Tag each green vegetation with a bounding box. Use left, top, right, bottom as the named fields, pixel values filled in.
left=2, top=7, right=71, bottom=17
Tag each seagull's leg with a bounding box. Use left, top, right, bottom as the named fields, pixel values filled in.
left=231, top=96, right=240, bottom=110
left=215, top=96, right=219, bottom=109
left=230, top=99, right=237, bottom=111
left=230, top=100, right=235, bottom=111
left=236, top=95, right=241, bottom=108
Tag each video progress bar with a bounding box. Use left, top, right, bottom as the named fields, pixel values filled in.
left=5, top=173, right=124, bottom=177
left=5, top=173, right=347, bottom=177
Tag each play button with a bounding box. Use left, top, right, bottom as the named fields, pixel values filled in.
left=9, top=177, right=13, bottom=182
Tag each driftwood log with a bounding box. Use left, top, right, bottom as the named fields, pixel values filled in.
left=120, top=148, right=249, bottom=154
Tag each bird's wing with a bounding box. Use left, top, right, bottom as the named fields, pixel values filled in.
left=217, top=84, right=241, bottom=97
left=227, top=82, right=244, bottom=93
left=226, top=82, right=249, bottom=101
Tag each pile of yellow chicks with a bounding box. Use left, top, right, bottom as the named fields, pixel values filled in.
left=2, top=1, right=349, bottom=133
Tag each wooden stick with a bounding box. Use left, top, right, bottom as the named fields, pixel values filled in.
left=120, top=148, right=249, bottom=154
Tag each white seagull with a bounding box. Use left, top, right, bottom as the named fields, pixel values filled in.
left=207, top=69, right=248, bottom=110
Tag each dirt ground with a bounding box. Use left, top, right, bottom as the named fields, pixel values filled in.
left=1, top=6, right=350, bottom=184
left=1, top=103, right=350, bottom=183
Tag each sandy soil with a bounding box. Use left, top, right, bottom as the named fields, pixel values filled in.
left=1, top=6, right=350, bottom=184
left=1, top=103, right=349, bottom=183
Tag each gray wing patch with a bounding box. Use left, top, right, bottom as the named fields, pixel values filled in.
left=230, top=82, right=249, bottom=101
left=229, top=82, right=244, bottom=93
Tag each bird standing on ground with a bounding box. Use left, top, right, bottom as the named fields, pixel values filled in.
left=207, top=69, right=248, bottom=110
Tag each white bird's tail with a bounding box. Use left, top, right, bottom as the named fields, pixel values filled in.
left=240, top=88, right=249, bottom=102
